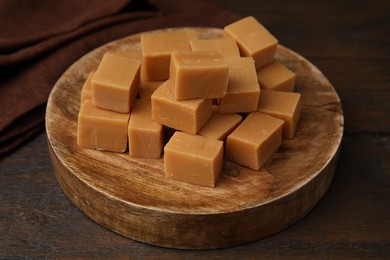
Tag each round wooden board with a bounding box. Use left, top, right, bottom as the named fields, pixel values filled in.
left=46, top=28, right=343, bottom=249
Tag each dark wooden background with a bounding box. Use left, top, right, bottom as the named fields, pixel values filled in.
left=1, top=0, right=389, bottom=258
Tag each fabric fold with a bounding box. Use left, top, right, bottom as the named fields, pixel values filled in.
left=0, top=0, right=132, bottom=53
left=0, top=0, right=240, bottom=156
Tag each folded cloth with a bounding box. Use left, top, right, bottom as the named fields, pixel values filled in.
left=0, top=0, right=240, bottom=156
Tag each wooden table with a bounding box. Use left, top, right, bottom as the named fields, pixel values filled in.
left=1, top=0, right=389, bottom=258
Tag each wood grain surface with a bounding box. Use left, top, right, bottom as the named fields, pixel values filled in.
left=1, top=0, right=389, bottom=258
left=45, top=28, right=343, bottom=249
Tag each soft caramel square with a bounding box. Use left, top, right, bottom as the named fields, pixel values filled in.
left=80, top=71, right=94, bottom=103
left=169, top=50, right=229, bottom=100
left=77, top=100, right=129, bottom=152
left=128, top=99, right=163, bottom=159
left=109, top=50, right=142, bottom=62
left=226, top=112, right=284, bottom=170
left=164, top=131, right=224, bottom=187
left=224, top=16, right=278, bottom=69
left=139, top=79, right=164, bottom=99
left=110, top=50, right=153, bottom=84
left=257, top=61, right=296, bottom=92
left=91, top=53, right=140, bottom=113
left=218, top=57, right=260, bottom=113
left=141, top=30, right=196, bottom=81
left=257, top=90, right=301, bottom=139
left=198, top=111, right=242, bottom=141
left=190, top=38, right=240, bottom=58
left=151, top=81, right=212, bottom=134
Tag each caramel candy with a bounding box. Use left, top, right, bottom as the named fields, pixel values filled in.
left=151, top=81, right=212, bottom=134
left=198, top=111, right=242, bottom=141
left=128, top=99, right=163, bottom=159
left=109, top=50, right=142, bottom=62
left=141, top=30, right=196, bottom=81
left=169, top=50, right=229, bottom=100
left=257, top=61, right=296, bottom=92
left=224, top=16, right=278, bottom=69
left=139, top=80, right=164, bottom=99
left=184, top=29, right=199, bottom=41
left=218, top=57, right=260, bottom=113
left=164, top=131, right=223, bottom=187
left=190, top=38, right=240, bottom=58
left=105, top=50, right=162, bottom=99
left=257, top=90, right=301, bottom=139
left=226, top=112, right=284, bottom=170
left=92, top=53, right=140, bottom=113
left=80, top=71, right=94, bottom=103
left=77, top=100, right=129, bottom=152
left=109, top=49, right=149, bottom=81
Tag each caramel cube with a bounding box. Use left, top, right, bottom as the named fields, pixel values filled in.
left=257, top=61, right=296, bottom=92
left=80, top=71, right=94, bottom=103
left=169, top=50, right=229, bottom=100
left=109, top=51, right=153, bottom=93
left=198, top=112, right=242, bottom=141
left=257, top=90, right=301, bottom=139
left=108, top=50, right=162, bottom=99
left=218, top=57, right=260, bottom=113
left=139, top=79, right=164, bottom=99
left=184, top=29, right=199, bottom=41
left=108, top=50, right=150, bottom=85
left=92, top=53, right=140, bottom=113
left=224, top=16, right=278, bottom=69
left=226, top=112, right=284, bottom=170
left=151, top=81, right=212, bottom=134
left=109, top=50, right=142, bottom=62
left=77, top=100, right=129, bottom=152
left=190, top=38, right=240, bottom=58
left=164, top=131, right=224, bottom=187
left=141, top=30, right=194, bottom=81
left=128, top=99, right=163, bottom=159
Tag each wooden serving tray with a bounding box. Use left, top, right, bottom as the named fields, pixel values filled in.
left=46, top=28, right=343, bottom=249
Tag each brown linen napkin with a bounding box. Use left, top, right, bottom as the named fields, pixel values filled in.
left=0, top=0, right=240, bottom=156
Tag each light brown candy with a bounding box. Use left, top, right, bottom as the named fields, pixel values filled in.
left=109, top=50, right=142, bottom=62
left=80, top=71, right=94, bottom=103
left=198, top=111, right=242, bottom=141
left=139, top=80, right=164, bottom=100
left=77, top=100, right=129, bottom=152
left=190, top=37, right=240, bottom=58
left=164, top=131, right=224, bottom=187
left=141, top=30, right=197, bottom=81
left=218, top=57, right=260, bottom=113
left=257, top=89, right=301, bottom=139
left=92, top=52, right=140, bottom=113
left=226, top=112, right=284, bottom=170
left=151, top=81, right=212, bottom=134
left=128, top=99, right=163, bottom=159
left=169, top=50, right=229, bottom=100
left=257, top=61, right=296, bottom=92
left=224, top=16, right=278, bottom=69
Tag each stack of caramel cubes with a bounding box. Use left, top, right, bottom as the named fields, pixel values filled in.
left=77, top=16, right=301, bottom=187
